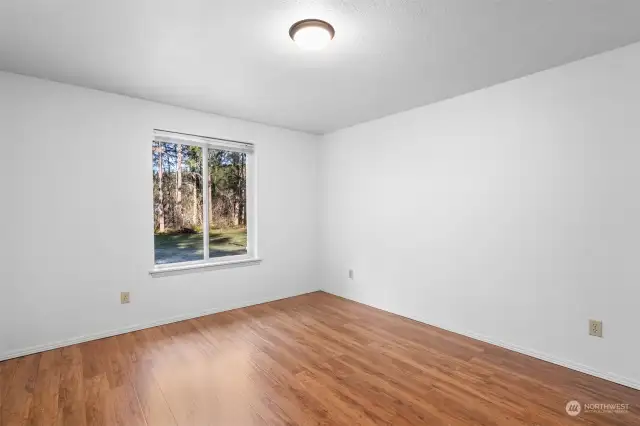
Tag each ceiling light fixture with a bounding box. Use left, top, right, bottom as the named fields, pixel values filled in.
left=289, top=19, right=335, bottom=51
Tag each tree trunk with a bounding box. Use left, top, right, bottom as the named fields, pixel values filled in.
left=208, top=176, right=213, bottom=230
left=192, top=177, right=198, bottom=227
left=233, top=200, right=239, bottom=226
left=176, top=144, right=182, bottom=229
left=157, top=144, right=165, bottom=233
left=240, top=157, right=246, bottom=226
left=209, top=157, right=216, bottom=228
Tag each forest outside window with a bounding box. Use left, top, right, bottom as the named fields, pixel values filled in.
left=151, top=130, right=256, bottom=272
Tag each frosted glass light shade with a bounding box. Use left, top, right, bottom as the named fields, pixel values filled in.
left=289, top=19, right=335, bottom=50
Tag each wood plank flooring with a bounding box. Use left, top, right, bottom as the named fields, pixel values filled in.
left=1, top=291, right=638, bottom=425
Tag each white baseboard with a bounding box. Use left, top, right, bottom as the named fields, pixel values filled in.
left=439, top=324, right=640, bottom=391
left=0, top=289, right=318, bottom=362
left=323, top=291, right=640, bottom=391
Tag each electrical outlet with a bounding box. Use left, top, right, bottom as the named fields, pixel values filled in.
left=121, top=292, right=130, bottom=304
left=348, top=269, right=354, bottom=279
left=589, top=319, right=602, bottom=337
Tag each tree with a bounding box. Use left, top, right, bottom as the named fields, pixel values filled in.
left=153, top=142, right=247, bottom=234
left=156, top=143, right=165, bottom=233
left=184, top=145, right=203, bottom=228
left=176, top=144, right=183, bottom=229
left=232, top=152, right=246, bottom=226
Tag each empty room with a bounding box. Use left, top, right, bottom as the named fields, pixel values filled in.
left=1, top=1, right=639, bottom=425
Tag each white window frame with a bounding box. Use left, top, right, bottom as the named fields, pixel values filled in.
left=150, top=129, right=260, bottom=276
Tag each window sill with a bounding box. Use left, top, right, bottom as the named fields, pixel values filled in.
left=149, top=257, right=262, bottom=277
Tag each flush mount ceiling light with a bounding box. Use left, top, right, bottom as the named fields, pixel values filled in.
left=289, top=19, right=335, bottom=50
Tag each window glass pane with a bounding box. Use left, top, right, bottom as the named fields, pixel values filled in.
left=153, top=141, right=204, bottom=264
left=207, top=149, right=248, bottom=258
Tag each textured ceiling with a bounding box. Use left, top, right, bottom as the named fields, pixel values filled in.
left=2, top=1, right=640, bottom=134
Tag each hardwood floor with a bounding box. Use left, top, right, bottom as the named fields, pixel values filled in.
left=1, top=292, right=638, bottom=425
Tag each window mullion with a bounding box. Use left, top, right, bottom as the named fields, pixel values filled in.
left=202, top=145, right=209, bottom=260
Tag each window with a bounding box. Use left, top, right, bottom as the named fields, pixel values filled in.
left=151, top=130, right=257, bottom=272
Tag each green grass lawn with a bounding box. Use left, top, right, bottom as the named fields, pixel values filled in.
left=154, top=228, right=247, bottom=264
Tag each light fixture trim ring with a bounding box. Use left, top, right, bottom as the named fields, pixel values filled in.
left=289, top=19, right=336, bottom=41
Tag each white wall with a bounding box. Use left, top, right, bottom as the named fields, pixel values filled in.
left=0, top=72, right=321, bottom=359
left=320, top=42, right=640, bottom=388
